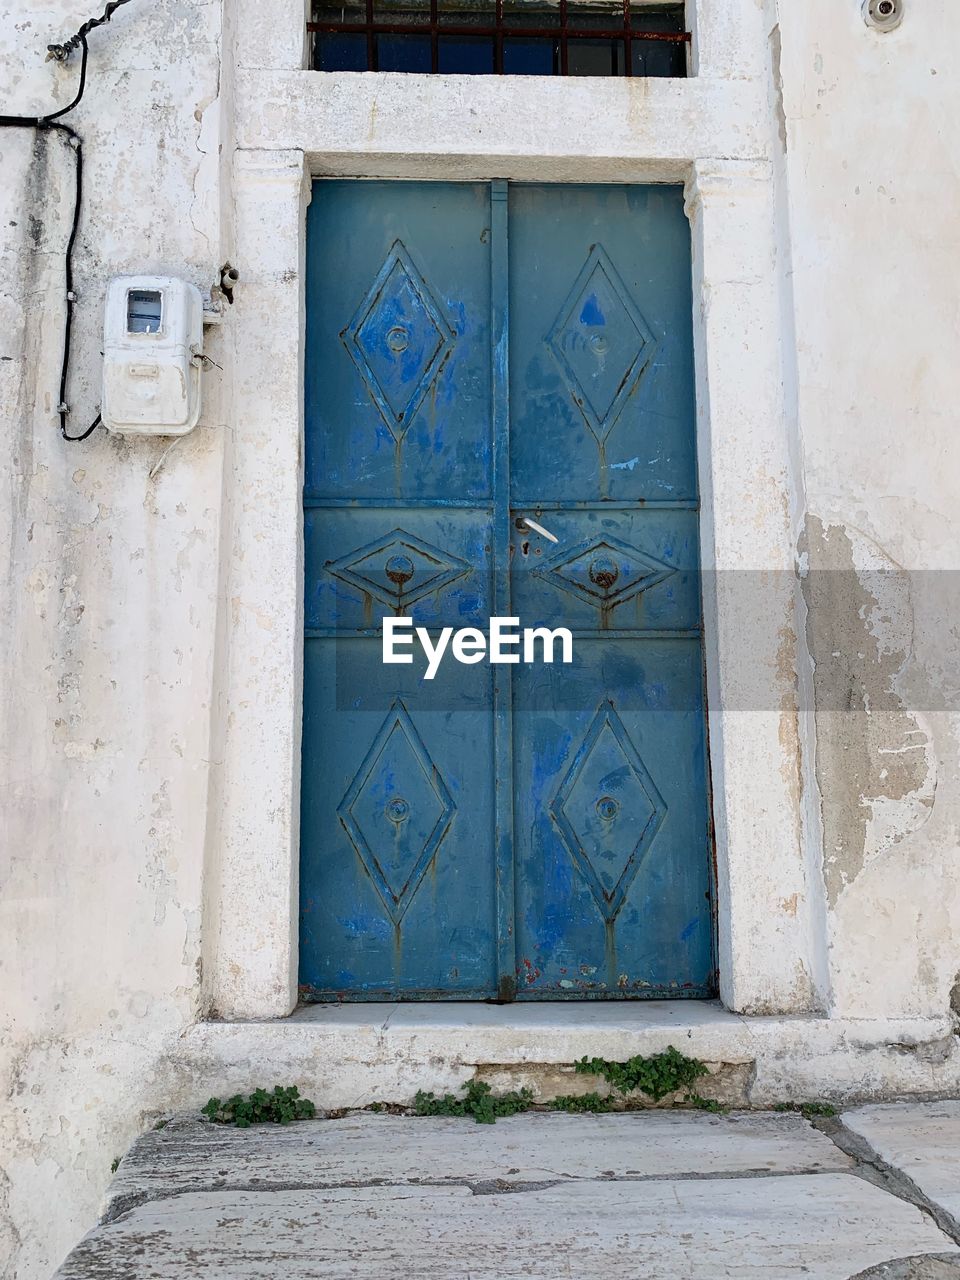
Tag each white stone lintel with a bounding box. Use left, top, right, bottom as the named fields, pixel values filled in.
left=237, top=71, right=770, bottom=179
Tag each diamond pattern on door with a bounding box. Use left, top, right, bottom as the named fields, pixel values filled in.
left=337, top=699, right=457, bottom=926
left=550, top=700, right=668, bottom=924
left=341, top=239, right=455, bottom=441
left=326, top=528, right=471, bottom=612
left=533, top=534, right=674, bottom=612
left=547, top=244, right=657, bottom=443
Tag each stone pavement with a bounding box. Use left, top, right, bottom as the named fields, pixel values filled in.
left=54, top=1103, right=960, bottom=1278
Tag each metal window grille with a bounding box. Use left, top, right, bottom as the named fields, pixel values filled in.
left=310, top=1, right=689, bottom=76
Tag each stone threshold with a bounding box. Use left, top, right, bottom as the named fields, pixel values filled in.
left=175, top=1001, right=960, bottom=1111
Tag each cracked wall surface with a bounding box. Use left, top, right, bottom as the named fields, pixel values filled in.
left=775, top=0, right=960, bottom=1019
left=803, top=516, right=937, bottom=908
left=0, top=2, right=227, bottom=1277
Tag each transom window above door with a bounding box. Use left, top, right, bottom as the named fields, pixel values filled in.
left=310, top=0, right=689, bottom=76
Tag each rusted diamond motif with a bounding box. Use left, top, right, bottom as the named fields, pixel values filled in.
left=550, top=700, right=667, bottom=923
left=547, top=244, right=657, bottom=443
left=338, top=699, right=456, bottom=926
left=341, top=240, right=455, bottom=442
left=325, top=528, right=470, bottom=612
left=534, top=534, right=674, bottom=612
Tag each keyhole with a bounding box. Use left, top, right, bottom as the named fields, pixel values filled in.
left=521, top=540, right=530, bottom=557
left=386, top=797, right=410, bottom=823
left=596, top=795, right=620, bottom=821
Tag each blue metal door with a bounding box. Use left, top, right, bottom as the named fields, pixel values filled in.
left=301, top=180, right=714, bottom=1000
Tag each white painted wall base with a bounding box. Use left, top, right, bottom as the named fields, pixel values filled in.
left=179, top=1005, right=960, bottom=1111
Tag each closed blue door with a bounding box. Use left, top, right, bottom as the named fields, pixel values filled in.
left=301, top=180, right=714, bottom=1000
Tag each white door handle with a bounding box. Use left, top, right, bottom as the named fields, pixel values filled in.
left=518, top=516, right=559, bottom=544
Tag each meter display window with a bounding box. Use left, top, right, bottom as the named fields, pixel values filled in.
left=127, top=289, right=163, bottom=334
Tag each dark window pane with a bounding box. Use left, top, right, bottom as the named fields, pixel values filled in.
left=502, top=37, right=555, bottom=75
left=310, top=1, right=687, bottom=76
left=438, top=35, right=494, bottom=73
left=632, top=5, right=685, bottom=34
left=315, top=32, right=368, bottom=70
left=314, top=1, right=366, bottom=24
left=632, top=38, right=686, bottom=77
left=631, top=2, right=686, bottom=76
left=503, top=3, right=558, bottom=30
left=567, top=38, right=622, bottom=77
left=378, top=33, right=432, bottom=70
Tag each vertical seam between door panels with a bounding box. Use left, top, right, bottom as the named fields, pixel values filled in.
left=491, top=179, right=517, bottom=1002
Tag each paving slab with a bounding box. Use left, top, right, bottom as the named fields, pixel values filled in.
left=850, top=1256, right=960, bottom=1279
left=56, top=1172, right=958, bottom=1279
left=101, top=1110, right=850, bottom=1218
left=844, top=1103, right=960, bottom=1226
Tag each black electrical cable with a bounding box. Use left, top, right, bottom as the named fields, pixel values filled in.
left=46, top=0, right=134, bottom=65
left=51, top=105, right=103, bottom=443
left=0, top=12, right=124, bottom=442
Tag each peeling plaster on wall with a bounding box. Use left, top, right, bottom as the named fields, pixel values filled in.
left=754, top=0, right=831, bottom=1018
left=1, top=3, right=226, bottom=1277
left=768, top=22, right=787, bottom=152
left=803, top=516, right=936, bottom=907
left=769, top=613, right=817, bottom=1017
left=775, top=620, right=803, bottom=815
left=772, top=0, right=960, bottom=1022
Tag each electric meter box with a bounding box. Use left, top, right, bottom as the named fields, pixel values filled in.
left=102, top=276, right=203, bottom=436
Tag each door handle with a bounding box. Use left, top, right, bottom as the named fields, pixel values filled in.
left=516, top=516, right=559, bottom=544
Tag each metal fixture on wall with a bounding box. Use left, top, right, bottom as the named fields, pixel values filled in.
left=862, top=0, right=904, bottom=31
left=102, top=277, right=205, bottom=436
left=1, top=0, right=224, bottom=445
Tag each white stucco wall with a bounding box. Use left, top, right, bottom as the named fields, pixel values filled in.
left=0, top=2, right=227, bottom=1274
left=775, top=0, right=960, bottom=1020
left=1, top=1, right=959, bottom=1276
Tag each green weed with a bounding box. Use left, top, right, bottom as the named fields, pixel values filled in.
left=202, top=1085, right=317, bottom=1128
left=574, top=1046, right=709, bottom=1101
left=414, top=1079, right=533, bottom=1124
left=549, top=1092, right=615, bottom=1114
left=773, top=1100, right=837, bottom=1119
left=688, top=1094, right=729, bottom=1114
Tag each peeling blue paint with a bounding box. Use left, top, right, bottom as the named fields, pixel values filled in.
left=579, top=293, right=605, bottom=326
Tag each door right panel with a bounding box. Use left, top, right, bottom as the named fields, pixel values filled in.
left=509, top=184, right=715, bottom=998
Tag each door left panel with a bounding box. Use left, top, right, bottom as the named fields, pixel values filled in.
left=301, top=181, right=498, bottom=999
